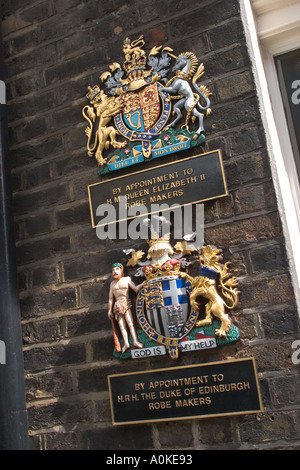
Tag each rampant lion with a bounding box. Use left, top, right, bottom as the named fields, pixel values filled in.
left=181, top=246, right=239, bottom=337
left=82, top=87, right=127, bottom=167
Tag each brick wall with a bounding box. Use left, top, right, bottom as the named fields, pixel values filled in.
left=2, top=0, right=300, bottom=450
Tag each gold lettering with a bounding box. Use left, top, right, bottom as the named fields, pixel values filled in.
left=148, top=401, right=171, bottom=410
left=125, top=189, right=149, bottom=200
left=175, top=397, right=211, bottom=407
left=198, top=381, right=251, bottom=394
left=117, top=394, right=139, bottom=403
left=140, top=392, right=156, bottom=400
left=126, top=199, right=146, bottom=208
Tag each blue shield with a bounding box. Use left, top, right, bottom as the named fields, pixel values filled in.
left=144, top=276, right=189, bottom=338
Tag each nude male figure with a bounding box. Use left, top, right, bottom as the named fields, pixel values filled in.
left=108, top=263, right=145, bottom=353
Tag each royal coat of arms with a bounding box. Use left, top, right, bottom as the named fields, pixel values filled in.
left=82, top=36, right=212, bottom=175
left=108, top=219, right=240, bottom=360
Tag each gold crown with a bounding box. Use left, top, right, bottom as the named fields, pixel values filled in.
left=143, top=259, right=181, bottom=280
left=124, top=56, right=147, bottom=73
left=123, top=36, right=147, bottom=78
left=86, top=85, right=102, bottom=103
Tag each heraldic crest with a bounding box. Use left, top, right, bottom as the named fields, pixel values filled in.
left=108, top=218, right=240, bottom=360
left=82, top=35, right=212, bottom=175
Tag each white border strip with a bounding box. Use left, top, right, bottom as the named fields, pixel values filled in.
left=240, top=0, right=300, bottom=316
left=0, top=80, right=6, bottom=104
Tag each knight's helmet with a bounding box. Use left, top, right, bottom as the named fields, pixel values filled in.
left=147, top=233, right=174, bottom=263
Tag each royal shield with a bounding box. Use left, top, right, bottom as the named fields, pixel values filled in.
left=136, top=270, right=199, bottom=359
left=114, top=82, right=171, bottom=158
left=142, top=276, right=189, bottom=338
left=122, top=83, right=161, bottom=132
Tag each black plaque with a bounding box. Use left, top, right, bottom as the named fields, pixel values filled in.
left=108, top=358, right=263, bottom=425
left=88, top=150, right=227, bottom=228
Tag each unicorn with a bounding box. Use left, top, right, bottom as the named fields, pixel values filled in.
left=159, top=52, right=212, bottom=138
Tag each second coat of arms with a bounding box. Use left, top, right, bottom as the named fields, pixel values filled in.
left=107, top=218, right=240, bottom=361
left=82, top=35, right=212, bottom=175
